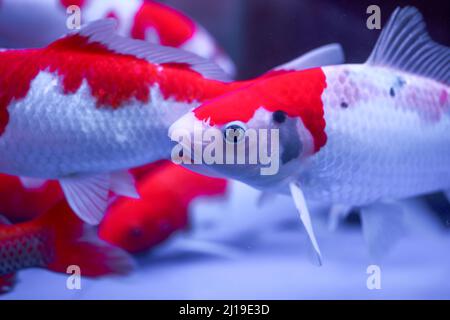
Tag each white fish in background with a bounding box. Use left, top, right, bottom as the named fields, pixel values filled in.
left=0, top=19, right=234, bottom=225
left=0, top=0, right=236, bottom=76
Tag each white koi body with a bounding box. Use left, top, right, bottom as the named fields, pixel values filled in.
left=0, top=19, right=232, bottom=224
left=0, top=73, right=196, bottom=178
left=300, top=64, right=450, bottom=206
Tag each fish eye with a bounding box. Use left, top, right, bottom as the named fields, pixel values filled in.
left=273, top=110, right=287, bottom=124
left=223, top=121, right=247, bottom=144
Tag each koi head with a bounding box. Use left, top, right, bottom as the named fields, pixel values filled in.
left=169, top=69, right=328, bottom=189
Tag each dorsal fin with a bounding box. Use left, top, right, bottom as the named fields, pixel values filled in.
left=66, top=19, right=231, bottom=82
left=366, top=7, right=449, bottom=85
left=274, top=43, right=345, bottom=72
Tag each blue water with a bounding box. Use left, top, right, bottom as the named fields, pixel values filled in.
left=3, top=182, right=450, bottom=300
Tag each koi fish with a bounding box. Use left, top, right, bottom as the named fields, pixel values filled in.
left=0, top=18, right=234, bottom=225
left=169, top=7, right=450, bottom=263
left=0, top=0, right=234, bottom=225
left=0, top=0, right=235, bottom=75
left=99, top=161, right=227, bottom=253
left=0, top=17, right=341, bottom=226
left=0, top=200, right=134, bottom=294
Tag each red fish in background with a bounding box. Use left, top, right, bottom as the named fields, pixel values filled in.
left=0, top=174, right=62, bottom=222
left=0, top=201, right=134, bottom=294
left=99, top=161, right=227, bottom=253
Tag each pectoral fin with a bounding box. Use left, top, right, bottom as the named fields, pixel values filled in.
left=328, top=204, right=352, bottom=231
left=60, top=174, right=110, bottom=225
left=110, top=171, right=139, bottom=199
left=175, top=236, right=242, bottom=260
left=360, top=202, right=407, bottom=258
left=289, top=182, right=322, bottom=266
left=60, top=171, right=140, bottom=225
left=256, top=191, right=277, bottom=207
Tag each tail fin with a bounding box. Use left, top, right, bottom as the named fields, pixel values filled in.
left=39, top=201, right=134, bottom=277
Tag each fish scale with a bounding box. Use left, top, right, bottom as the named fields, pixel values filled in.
left=300, top=64, right=450, bottom=206
left=0, top=72, right=199, bottom=178
left=0, top=201, right=134, bottom=293
left=0, top=228, right=53, bottom=276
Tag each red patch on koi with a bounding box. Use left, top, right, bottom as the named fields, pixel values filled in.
left=194, top=68, right=328, bottom=152
left=45, top=35, right=158, bottom=107
left=0, top=35, right=229, bottom=136
left=59, top=0, right=85, bottom=9
left=105, top=11, right=119, bottom=27
left=131, top=1, right=195, bottom=47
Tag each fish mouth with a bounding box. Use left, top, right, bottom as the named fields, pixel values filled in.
left=169, top=113, right=225, bottom=179
left=168, top=112, right=197, bottom=140
left=169, top=112, right=208, bottom=164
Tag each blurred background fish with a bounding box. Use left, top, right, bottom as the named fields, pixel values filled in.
left=0, top=0, right=236, bottom=75
left=0, top=11, right=238, bottom=225
left=0, top=174, right=62, bottom=222
left=0, top=201, right=134, bottom=294
left=0, top=161, right=228, bottom=294
left=99, top=161, right=227, bottom=253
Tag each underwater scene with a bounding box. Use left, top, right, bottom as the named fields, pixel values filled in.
left=0, top=0, right=449, bottom=300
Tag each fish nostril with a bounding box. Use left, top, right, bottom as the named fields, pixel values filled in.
left=130, top=227, right=143, bottom=238
left=158, top=220, right=172, bottom=233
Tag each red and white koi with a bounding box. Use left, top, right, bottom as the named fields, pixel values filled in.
left=169, top=7, right=450, bottom=263
left=0, top=0, right=235, bottom=75
left=0, top=19, right=236, bottom=225
left=0, top=9, right=341, bottom=226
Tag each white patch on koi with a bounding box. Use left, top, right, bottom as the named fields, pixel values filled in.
left=324, top=65, right=449, bottom=123
left=181, top=25, right=216, bottom=58
left=0, top=71, right=200, bottom=178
